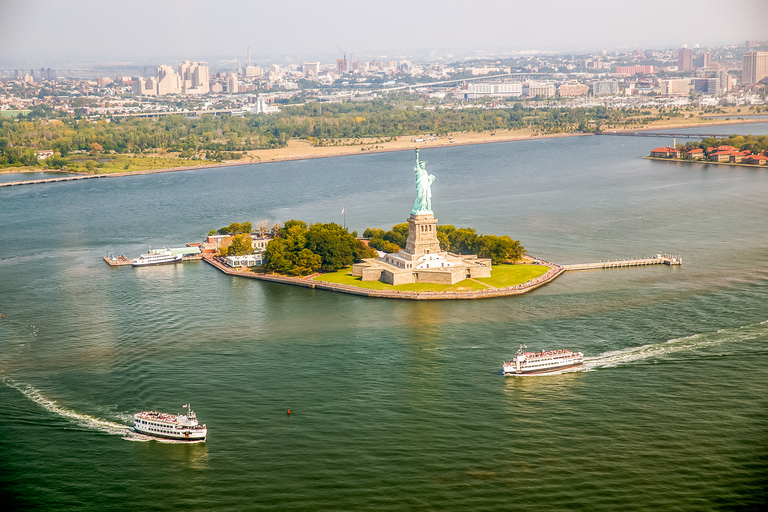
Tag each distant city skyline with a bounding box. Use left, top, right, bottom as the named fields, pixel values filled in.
left=1, top=0, right=767, bottom=63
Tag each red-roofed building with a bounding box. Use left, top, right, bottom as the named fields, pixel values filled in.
left=709, top=150, right=735, bottom=162
left=650, top=147, right=682, bottom=158
left=686, top=148, right=704, bottom=159
left=729, top=150, right=752, bottom=163
left=708, top=145, right=738, bottom=154
left=743, top=155, right=767, bottom=165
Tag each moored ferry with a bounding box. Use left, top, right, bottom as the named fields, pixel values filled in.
left=503, top=344, right=584, bottom=375
left=131, top=248, right=183, bottom=267
left=133, top=404, right=207, bottom=442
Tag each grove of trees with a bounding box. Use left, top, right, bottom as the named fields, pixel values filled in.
left=262, top=220, right=377, bottom=275
left=363, top=224, right=526, bottom=264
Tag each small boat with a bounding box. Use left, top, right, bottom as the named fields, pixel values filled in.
left=131, top=248, right=183, bottom=267
left=503, top=344, right=583, bottom=375
left=133, top=404, right=207, bottom=442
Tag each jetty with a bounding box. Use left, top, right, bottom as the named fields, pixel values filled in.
left=596, top=131, right=730, bottom=139
left=562, top=254, right=682, bottom=271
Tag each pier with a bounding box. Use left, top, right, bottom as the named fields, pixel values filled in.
left=103, top=255, right=132, bottom=266
left=562, top=254, right=682, bottom=271
left=596, top=131, right=730, bottom=139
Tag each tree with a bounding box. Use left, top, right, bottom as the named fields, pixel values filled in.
left=262, top=239, right=292, bottom=273
left=228, top=233, right=252, bottom=256
left=290, top=248, right=322, bottom=275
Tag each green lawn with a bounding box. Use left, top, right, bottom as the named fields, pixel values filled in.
left=474, top=263, right=549, bottom=287
left=312, top=263, right=551, bottom=293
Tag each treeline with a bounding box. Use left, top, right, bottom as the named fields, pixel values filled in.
left=363, top=224, right=526, bottom=264
left=685, top=135, right=768, bottom=153
left=262, top=220, right=377, bottom=275
left=1, top=100, right=657, bottom=167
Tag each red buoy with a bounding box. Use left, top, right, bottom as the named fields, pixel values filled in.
left=287, top=409, right=291, bottom=415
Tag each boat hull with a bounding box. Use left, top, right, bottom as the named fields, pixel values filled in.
left=131, top=255, right=183, bottom=267
left=503, top=361, right=583, bottom=375
left=132, top=425, right=206, bottom=441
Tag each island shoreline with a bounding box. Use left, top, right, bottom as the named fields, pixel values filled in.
left=2, top=117, right=767, bottom=186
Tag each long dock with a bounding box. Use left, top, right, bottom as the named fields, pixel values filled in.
left=562, top=254, right=682, bottom=271
left=595, top=131, right=730, bottom=139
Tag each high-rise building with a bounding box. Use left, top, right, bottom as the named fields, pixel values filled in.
left=336, top=58, right=347, bottom=75
left=678, top=48, right=693, bottom=72
left=742, top=51, right=768, bottom=84
left=303, top=62, right=320, bottom=78
left=226, top=73, right=239, bottom=93
left=156, top=65, right=182, bottom=95
left=660, top=78, right=690, bottom=96
left=132, top=76, right=157, bottom=96
left=593, top=80, right=619, bottom=96
left=178, top=61, right=210, bottom=94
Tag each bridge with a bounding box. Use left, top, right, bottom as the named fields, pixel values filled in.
left=562, top=254, right=682, bottom=271
left=595, top=131, right=732, bottom=139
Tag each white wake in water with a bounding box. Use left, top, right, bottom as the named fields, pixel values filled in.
left=520, top=319, right=768, bottom=376
left=1, top=377, right=199, bottom=443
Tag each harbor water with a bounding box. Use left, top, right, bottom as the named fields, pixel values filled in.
left=1, top=124, right=767, bottom=510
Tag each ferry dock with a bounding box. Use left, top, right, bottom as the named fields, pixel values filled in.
left=103, top=247, right=202, bottom=267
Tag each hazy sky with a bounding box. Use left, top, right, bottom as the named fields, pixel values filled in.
left=1, top=0, right=767, bottom=62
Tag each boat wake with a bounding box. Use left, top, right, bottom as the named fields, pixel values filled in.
left=555, top=319, right=768, bottom=375
left=508, top=319, right=768, bottom=376
left=1, top=378, right=198, bottom=443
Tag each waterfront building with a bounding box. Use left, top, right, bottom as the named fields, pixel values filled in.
left=678, top=48, right=693, bottom=72
left=156, top=65, right=182, bottom=95
left=592, top=80, right=619, bottom=96
left=650, top=147, right=682, bottom=158
left=742, top=51, right=768, bottom=84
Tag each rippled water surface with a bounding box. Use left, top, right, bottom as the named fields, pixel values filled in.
left=2, top=125, right=767, bottom=511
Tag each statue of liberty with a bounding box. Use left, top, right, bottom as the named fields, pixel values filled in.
left=412, top=148, right=435, bottom=214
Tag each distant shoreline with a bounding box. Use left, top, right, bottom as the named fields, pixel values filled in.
left=2, top=117, right=767, bottom=185
left=644, top=156, right=768, bottom=169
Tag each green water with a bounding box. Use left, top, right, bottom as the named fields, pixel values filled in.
left=1, top=127, right=767, bottom=510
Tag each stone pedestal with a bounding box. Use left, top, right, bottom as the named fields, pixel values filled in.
left=404, top=213, right=441, bottom=256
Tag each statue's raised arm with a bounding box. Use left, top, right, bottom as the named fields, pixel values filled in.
left=412, top=149, right=436, bottom=214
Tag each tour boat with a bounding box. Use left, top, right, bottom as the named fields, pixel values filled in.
left=503, top=344, right=584, bottom=375
left=133, top=404, right=207, bottom=442
left=131, top=248, right=183, bottom=267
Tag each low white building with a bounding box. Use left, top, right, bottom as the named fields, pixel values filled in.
left=224, top=254, right=263, bottom=268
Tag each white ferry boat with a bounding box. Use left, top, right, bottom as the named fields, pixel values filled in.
left=131, top=248, right=183, bottom=267
left=133, top=404, right=207, bottom=442
left=503, top=344, right=584, bottom=375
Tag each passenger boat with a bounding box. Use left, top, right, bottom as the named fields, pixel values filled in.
left=131, top=248, right=183, bottom=267
left=133, top=404, right=207, bottom=442
left=503, top=344, right=584, bottom=375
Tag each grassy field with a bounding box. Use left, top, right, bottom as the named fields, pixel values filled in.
left=64, top=154, right=200, bottom=174
left=312, top=263, right=550, bottom=292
